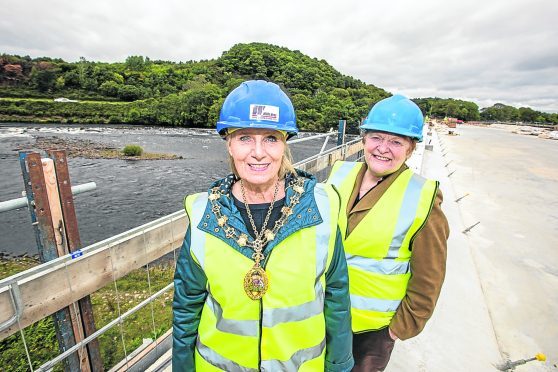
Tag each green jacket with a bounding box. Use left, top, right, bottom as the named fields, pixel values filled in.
left=172, top=170, right=354, bottom=371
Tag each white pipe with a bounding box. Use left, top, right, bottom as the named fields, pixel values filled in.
left=0, top=182, right=97, bottom=213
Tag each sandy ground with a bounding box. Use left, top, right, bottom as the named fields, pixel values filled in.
left=389, top=125, right=557, bottom=371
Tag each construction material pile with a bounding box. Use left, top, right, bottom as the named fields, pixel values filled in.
left=512, top=126, right=558, bottom=140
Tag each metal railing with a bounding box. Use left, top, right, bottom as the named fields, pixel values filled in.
left=0, top=182, right=97, bottom=213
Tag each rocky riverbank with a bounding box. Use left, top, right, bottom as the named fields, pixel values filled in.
left=14, top=136, right=183, bottom=160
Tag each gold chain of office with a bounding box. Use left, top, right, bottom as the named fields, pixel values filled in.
left=208, top=177, right=305, bottom=300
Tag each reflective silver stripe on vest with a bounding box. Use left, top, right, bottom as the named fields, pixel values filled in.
left=386, top=173, right=426, bottom=258
left=197, top=337, right=258, bottom=372
left=261, top=338, right=326, bottom=372
left=262, top=287, right=324, bottom=327
left=350, top=294, right=401, bottom=312
left=262, top=185, right=330, bottom=328
left=313, top=184, right=331, bottom=281
left=189, top=193, right=209, bottom=268
left=206, top=293, right=258, bottom=337
left=327, top=161, right=358, bottom=187
left=346, top=254, right=410, bottom=275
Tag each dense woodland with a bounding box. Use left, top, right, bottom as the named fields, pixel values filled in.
left=1, top=42, right=557, bottom=130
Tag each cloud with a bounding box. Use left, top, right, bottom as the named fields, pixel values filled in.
left=1, top=0, right=557, bottom=112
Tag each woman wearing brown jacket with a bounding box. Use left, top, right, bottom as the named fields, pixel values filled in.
left=327, top=95, right=449, bottom=371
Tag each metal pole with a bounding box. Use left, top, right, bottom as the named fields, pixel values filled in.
left=320, top=135, right=330, bottom=154
left=462, top=221, right=481, bottom=234
left=337, top=120, right=346, bottom=146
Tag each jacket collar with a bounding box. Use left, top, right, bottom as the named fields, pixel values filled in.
left=198, top=170, right=324, bottom=263
left=349, top=163, right=409, bottom=214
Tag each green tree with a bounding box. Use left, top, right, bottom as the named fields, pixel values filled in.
left=30, top=63, right=58, bottom=92
left=77, top=58, right=98, bottom=91
left=480, top=103, right=519, bottom=122
left=178, top=84, right=222, bottom=127
left=240, top=50, right=267, bottom=79
left=55, top=76, right=65, bottom=90
left=519, top=107, right=538, bottom=122
left=63, top=69, right=81, bottom=88
left=118, top=84, right=143, bottom=101
left=99, top=81, right=121, bottom=97
left=125, top=55, right=150, bottom=71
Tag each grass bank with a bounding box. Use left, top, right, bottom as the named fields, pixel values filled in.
left=0, top=258, right=175, bottom=371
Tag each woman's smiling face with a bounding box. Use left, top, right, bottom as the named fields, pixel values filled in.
left=227, top=128, right=286, bottom=189
left=363, top=131, right=414, bottom=178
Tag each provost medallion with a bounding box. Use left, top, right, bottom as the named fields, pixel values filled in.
left=244, top=266, right=269, bottom=300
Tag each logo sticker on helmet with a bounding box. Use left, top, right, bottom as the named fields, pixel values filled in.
left=249, top=104, right=279, bottom=122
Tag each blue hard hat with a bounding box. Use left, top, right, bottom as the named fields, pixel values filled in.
left=361, top=94, right=424, bottom=142
left=216, top=80, right=298, bottom=138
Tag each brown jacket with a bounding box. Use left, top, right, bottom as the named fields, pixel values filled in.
left=346, top=164, right=449, bottom=340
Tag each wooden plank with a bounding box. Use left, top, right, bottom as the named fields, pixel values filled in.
left=328, top=150, right=343, bottom=164
left=26, top=153, right=59, bottom=262
left=298, top=158, right=317, bottom=174
left=315, top=156, right=329, bottom=172
left=113, top=329, right=172, bottom=372
left=49, top=150, right=99, bottom=372
left=25, top=152, right=81, bottom=372
left=0, top=212, right=188, bottom=341
left=346, top=142, right=363, bottom=157
left=44, top=157, right=91, bottom=371
left=42, top=158, right=67, bottom=257
left=49, top=150, right=81, bottom=253
left=50, top=150, right=102, bottom=371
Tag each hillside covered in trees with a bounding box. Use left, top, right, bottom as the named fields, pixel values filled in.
left=414, top=99, right=557, bottom=124
left=1, top=42, right=557, bottom=129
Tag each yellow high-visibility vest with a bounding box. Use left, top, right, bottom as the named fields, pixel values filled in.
left=185, top=183, right=339, bottom=371
left=327, top=161, right=437, bottom=332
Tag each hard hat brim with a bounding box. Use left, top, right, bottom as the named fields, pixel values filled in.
left=217, top=121, right=298, bottom=139
left=360, top=123, right=423, bottom=142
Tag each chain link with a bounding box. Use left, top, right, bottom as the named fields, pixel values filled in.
left=240, top=179, right=280, bottom=243
left=208, top=177, right=305, bottom=256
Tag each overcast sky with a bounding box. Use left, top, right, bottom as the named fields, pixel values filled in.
left=2, top=0, right=557, bottom=112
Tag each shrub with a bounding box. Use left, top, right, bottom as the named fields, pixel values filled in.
left=122, top=144, right=143, bottom=156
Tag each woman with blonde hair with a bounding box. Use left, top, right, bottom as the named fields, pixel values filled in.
left=173, top=80, right=354, bottom=371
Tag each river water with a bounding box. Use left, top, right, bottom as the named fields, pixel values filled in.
left=0, top=124, right=333, bottom=256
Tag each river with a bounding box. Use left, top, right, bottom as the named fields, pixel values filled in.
left=0, top=123, right=335, bottom=256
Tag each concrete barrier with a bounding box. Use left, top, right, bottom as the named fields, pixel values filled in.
left=387, top=129, right=502, bottom=371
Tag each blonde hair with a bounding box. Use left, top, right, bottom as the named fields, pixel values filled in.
left=226, top=134, right=296, bottom=180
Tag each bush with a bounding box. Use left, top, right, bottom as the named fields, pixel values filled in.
left=122, top=144, right=143, bottom=156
